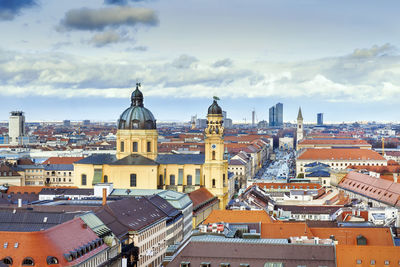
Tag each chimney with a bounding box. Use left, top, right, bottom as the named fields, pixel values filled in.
left=394, top=173, right=398, bottom=183
left=18, top=199, right=22, bottom=208
left=102, top=188, right=107, bottom=206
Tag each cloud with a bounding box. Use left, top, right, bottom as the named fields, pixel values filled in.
left=351, top=43, right=397, bottom=58
left=0, top=0, right=37, bottom=20
left=104, top=0, right=148, bottom=4
left=0, top=44, right=399, bottom=104
left=89, top=31, right=128, bottom=47
left=171, top=55, right=198, bottom=69
left=59, top=6, right=158, bottom=31
left=212, top=58, right=233, bottom=68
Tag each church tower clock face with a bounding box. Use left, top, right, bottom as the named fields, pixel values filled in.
left=211, top=144, right=217, bottom=149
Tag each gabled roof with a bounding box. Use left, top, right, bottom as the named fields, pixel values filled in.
left=305, top=170, right=331, bottom=177
left=188, top=187, right=217, bottom=210
left=75, top=154, right=117, bottom=165
left=204, top=210, right=272, bottom=224
left=156, top=154, right=205, bottom=165
left=298, top=149, right=386, bottom=161
left=109, top=154, right=158, bottom=166
left=42, top=157, right=84, bottom=165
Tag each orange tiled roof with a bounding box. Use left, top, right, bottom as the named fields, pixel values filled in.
left=42, top=157, right=84, bottom=165
left=261, top=222, right=313, bottom=239
left=253, top=183, right=322, bottom=190
left=188, top=187, right=216, bottom=209
left=299, top=139, right=371, bottom=146
left=204, top=210, right=272, bottom=224
left=310, top=227, right=393, bottom=246
left=0, top=218, right=108, bottom=266
left=336, top=245, right=400, bottom=266
left=298, top=149, right=386, bottom=161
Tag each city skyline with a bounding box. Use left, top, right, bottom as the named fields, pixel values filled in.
left=1, top=0, right=400, bottom=122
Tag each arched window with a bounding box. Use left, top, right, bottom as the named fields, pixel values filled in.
left=130, top=174, right=137, bottom=187
left=46, top=256, right=59, bottom=265
left=133, top=142, right=138, bottom=152
left=170, top=175, right=176, bottom=185
left=81, top=174, right=87, bottom=186
left=147, top=141, right=151, bottom=152
left=212, top=151, right=216, bottom=160
left=223, top=174, right=226, bottom=186
left=2, top=257, right=13, bottom=265
left=120, top=141, right=125, bottom=152
left=159, top=175, right=163, bottom=185
left=22, top=257, right=34, bottom=266
left=187, top=175, right=192, bottom=185
left=103, top=175, right=108, bottom=183
left=212, top=179, right=216, bottom=188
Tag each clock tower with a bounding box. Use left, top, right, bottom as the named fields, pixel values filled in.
left=203, top=98, right=229, bottom=209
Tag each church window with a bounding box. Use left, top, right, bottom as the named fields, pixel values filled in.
left=104, top=175, right=108, bottom=183
left=170, top=175, right=176, bottom=185
left=223, top=174, right=226, bottom=186
left=133, top=142, right=138, bottom=152
left=195, top=169, right=201, bottom=185
left=81, top=174, right=87, bottom=186
left=212, top=151, right=216, bottom=160
left=159, top=175, right=163, bottom=185
left=147, top=141, right=151, bottom=152
left=299, top=125, right=302, bottom=129
left=187, top=175, right=192, bottom=185
left=120, top=141, right=125, bottom=152
left=212, top=179, right=216, bottom=188
left=130, top=174, right=137, bottom=187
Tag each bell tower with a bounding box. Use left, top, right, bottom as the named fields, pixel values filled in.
left=297, top=107, right=304, bottom=145
left=203, top=97, right=228, bottom=209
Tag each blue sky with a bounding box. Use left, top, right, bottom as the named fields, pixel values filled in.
left=0, top=0, right=399, bottom=123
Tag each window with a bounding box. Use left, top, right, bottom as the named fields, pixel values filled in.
left=200, top=263, right=211, bottom=267
left=212, top=179, right=216, bottom=188
left=133, top=142, right=138, bottom=152
left=46, top=256, right=59, bottom=265
left=220, top=264, right=230, bottom=267
left=120, top=141, right=125, bottom=152
left=384, top=261, right=390, bottom=266
left=212, top=151, right=216, bottom=160
left=180, top=262, right=190, bottom=267
left=130, top=174, right=137, bottom=187
left=81, top=174, right=87, bottom=186
left=159, top=175, right=163, bottom=185
left=147, top=141, right=151, bottom=152
left=187, top=175, right=192, bottom=185
left=2, top=257, right=13, bottom=265
left=22, top=257, right=34, bottom=266
left=104, top=175, right=108, bottom=183
left=370, top=260, right=375, bottom=265
left=223, top=174, right=226, bottom=186
left=356, top=259, right=362, bottom=264
left=170, top=175, right=175, bottom=185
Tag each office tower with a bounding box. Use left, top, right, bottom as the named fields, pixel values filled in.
left=9, top=111, right=25, bottom=145
left=275, top=103, right=283, bottom=126
left=268, top=103, right=283, bottom=127
left=252, top=110, right=255, bottom=128
left=317, top=113, right=323, bottom=125
left=63, top=120, right=71, bottom=127
left=269, top=106, right=275, bottom=126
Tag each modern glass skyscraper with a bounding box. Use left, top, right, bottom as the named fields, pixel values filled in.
left=269, top=103, right=283, bottom=127
left=317, top=113, right=323, bottom=125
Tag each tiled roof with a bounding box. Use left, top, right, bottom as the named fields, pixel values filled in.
left=306, top=170, right=330, bottom=177
left=299, top=139, right=371, bottom=146
left=156, top=154, right=205, bottom=165
left=75, top=154, right=117, bottom=165
left=336, top=245, right=400, bottom=266
left=275, top=205, right=341, bottom=215
left=261, top=222, right=314, bottom=239
left=109, top=154, right=158, bottom=166
left=229, top=159, right=245, bottom=165
left=44, top=164, right=74, bottom=171
left=188, top=187, right=216, bottom=210
left=42, top=157, right=84, bottom=165
left=254, top=183, right=322, bottom=190
left=298, top=149, right=386, bottom=161
left=338, top=171, right=400, bottom=207
left=310, top=227, right=393, bottom=246
left=0, top=217, right=108, bottom=266
left=204, top=210, right=272, bottom=224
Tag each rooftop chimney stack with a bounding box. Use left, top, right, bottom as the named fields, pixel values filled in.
left=102, top=188, right=107, bottom=206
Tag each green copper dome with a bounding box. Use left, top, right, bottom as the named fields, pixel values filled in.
left=118, top=84, right=156, bottom=130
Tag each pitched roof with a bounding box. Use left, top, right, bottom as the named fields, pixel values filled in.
left=109, top=154, right=158, bottom=166
left=336, top=245, right=400, bottom=266
left=42, top=157, right=84, bottom=165
left=75, top=154, right=117, bottom=165
left=299, top=139, right=370, bottom=146
left=298, top=149, right=386, bottom=161
left=0, top=217, right=108, bottom=266
left=156, top=154, right=205, bottom=165
left=204, top=210, right=272, bottom=224
left=188, top=187, right=217, bottom=210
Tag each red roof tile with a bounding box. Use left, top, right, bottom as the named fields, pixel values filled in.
left=298, top=149, right=386, bottom=161
left=42, top=157, right=84, bottom=165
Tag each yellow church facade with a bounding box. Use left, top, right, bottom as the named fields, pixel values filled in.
left=73, top=84, right=229, bottom=209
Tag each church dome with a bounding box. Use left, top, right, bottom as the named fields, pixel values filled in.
left=118, top=84, right=157, bottom=130
left=208, top=99, right=222, bottom=115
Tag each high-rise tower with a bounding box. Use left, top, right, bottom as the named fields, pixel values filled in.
left=9, top=111, right=25, bottom=146
left=203, top=98, right=229, bottom=209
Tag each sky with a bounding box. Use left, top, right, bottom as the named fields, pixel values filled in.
left=0, top=0, right=400, bottom=123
